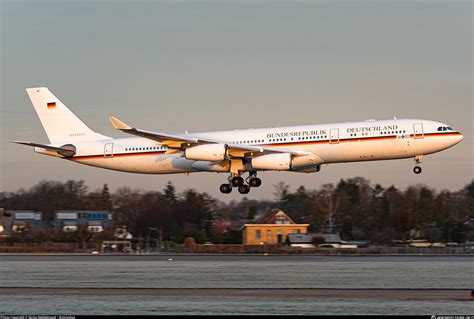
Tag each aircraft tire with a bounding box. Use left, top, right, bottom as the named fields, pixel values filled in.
left=220, top=184, right=232, bottom=194
left=238, top=185, right=250, bottom=194
left=231, top=176, right=244, bottom=187
left=249, top=177, right=262, bottom=187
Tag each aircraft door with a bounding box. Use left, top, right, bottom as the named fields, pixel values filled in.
left=413, top=123, right=424, bottom=139
left=329, top=128, right=339, bottom=144
left=104, top=143, right=114, bottom=158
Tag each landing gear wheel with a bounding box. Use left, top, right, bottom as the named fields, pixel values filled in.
left=231, top=176, right=244, bottom=187
left=249, top=177, right=262, bottom=187
left=413, top=166, right=422, bottom=174
left=219, top=184, right=232, bottom=194
left=238, top=185, right=250, bottom=194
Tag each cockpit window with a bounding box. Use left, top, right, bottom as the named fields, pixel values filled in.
left=438, top=126, right=454, bottom=132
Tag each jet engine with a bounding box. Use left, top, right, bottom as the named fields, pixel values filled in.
left=251, top=153, right=292, bottom=170
left=184, top=144, right=227, bottom=161
left=251, top=153, right=324, bottom=171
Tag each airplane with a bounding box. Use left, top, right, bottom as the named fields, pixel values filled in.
left=13, top=87, right=463, bottom=194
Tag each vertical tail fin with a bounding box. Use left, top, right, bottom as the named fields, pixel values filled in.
left=26, top=87, right=110, bottom=143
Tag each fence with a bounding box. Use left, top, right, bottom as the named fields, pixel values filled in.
left=0, top=242, right=470, bottom=254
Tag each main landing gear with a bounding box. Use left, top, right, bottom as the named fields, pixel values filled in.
left=219, top=173, right=262, bottom=194
left=413, top=155, right=423, bottom=174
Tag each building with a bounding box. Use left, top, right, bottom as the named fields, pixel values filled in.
left=55, top=210, right=114, bottom=233
left=242, top=209, right=309, bottom=245
left=0, top=208, right=43, bottom=238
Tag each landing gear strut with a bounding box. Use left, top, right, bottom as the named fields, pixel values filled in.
left=413, top=155, right=423, bottom=174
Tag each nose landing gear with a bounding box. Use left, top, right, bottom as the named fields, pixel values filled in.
left=413, top=166, right=422, bottom=174
left=413, top=155, right=423, bottom=174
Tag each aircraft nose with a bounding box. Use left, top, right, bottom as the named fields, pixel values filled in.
left=452, top=132, right=463, bottom=145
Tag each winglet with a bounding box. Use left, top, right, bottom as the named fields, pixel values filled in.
left=109, top=116, right=132, bottom=130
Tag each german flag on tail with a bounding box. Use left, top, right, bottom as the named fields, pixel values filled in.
left=47, top=102, right=56, bottom=109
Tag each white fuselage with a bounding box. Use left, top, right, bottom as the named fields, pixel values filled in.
left=34, top=118, right=463, bottom=175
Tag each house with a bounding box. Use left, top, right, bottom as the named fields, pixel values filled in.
left=55, top=210, right=114, bottom=233
left=0, top=208, right=43, bottom=238
left=242, top=209, right=309, bottom=245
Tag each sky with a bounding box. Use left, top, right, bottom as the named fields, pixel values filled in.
left=1, top=0, right=472, bottom=200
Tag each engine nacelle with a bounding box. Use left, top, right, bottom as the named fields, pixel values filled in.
left=291, top=154, right=324, bottom=168
left=184, top=144, right=227, bottom=161
left=291, top=164, right=322, bottom=173
left=251, top=153, right=324, bottom=171
left=251, top=153, right=292, bottom=171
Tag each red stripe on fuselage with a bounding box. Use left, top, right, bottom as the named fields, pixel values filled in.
left=69, top=150, right=166, bottom=161
left=67, top=132, right=462, bottom=160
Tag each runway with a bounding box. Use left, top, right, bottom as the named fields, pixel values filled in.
left=1, top=254, right=472, bottom=314
left=0, top=287, right=471, bottom=300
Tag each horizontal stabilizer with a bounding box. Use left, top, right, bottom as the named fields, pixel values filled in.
left=12, top=141, right=76, bottom=157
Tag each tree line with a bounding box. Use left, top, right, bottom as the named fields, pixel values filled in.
left=1, top=178, right=473, bottom=244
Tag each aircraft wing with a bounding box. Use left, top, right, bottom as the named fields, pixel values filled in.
left=109, top=116, right=311, bottom=158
